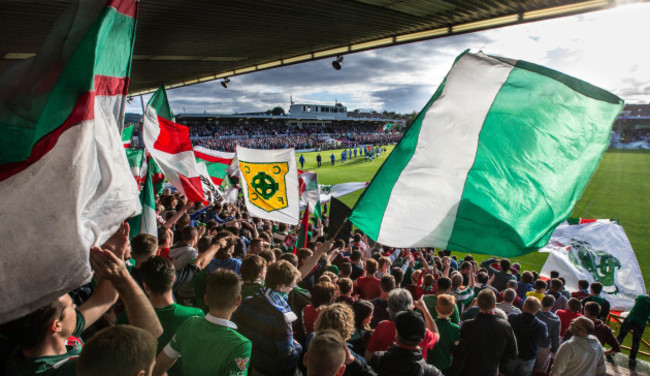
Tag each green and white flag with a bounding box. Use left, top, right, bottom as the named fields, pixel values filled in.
left=350, top=51, right=624, bottom=257
left=126, top=148, right=147, bottom=188
left=129, top=163, right=158, bottom=239
left=540, top=219, right=645, bottom=311
left=193, top=146, right=235, bottom=186
left=0, top=0, right=140, bottom=323
left=122, top=124, right=134, bottom=148
left=299, top=172, right=321, bottom=220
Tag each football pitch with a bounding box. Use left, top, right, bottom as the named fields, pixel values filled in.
left=296, top=146, right=650, bottom=289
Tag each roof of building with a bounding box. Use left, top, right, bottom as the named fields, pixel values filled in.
left=0, top=1, right=628, bottom=95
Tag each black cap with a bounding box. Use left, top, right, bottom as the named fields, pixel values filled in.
left=394, top=310, right=426, bottom=344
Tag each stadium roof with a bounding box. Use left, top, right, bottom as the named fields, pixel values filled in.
left=0, top=0, right=639, bottom=95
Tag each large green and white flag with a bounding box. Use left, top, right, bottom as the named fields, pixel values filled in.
left=122, top=124, right=134, bottom=148
left=126, top=148, right=147, bottom=188
left=540, top=219, right=645, bottom=311
left=350, top=51, right=624, bottom=257
left=0, top=0, right=140, bottom=323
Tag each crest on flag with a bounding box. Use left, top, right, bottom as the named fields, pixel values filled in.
left=239, top=161, right=289, bottom=212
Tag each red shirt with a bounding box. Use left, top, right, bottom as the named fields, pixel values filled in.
left=158, top=247, right=171, bottom=260
left=366, top=319, right=438, bottom=360
left=571, top=291, right=590, bottom=300
left=356, top=276, right=381, bottom=300
left=302, top=305, right=321, bottom=335
left=556, top=310, right=582, bottom=336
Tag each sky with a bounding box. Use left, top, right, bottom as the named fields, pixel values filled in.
left=126, top=2, right=650, bottom=116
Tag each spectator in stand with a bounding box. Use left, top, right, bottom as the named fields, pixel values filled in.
left=581, top=282, right=610, bottom=322
left=517, top=272, right=535, bottom=300
left=480, top=257, right=517, bottom=291
left=506, top=296, right=549, bottom=376
left=525, top=279, right=547, bottom=304
left=547, top=278, right=568, bottom=313
left=129, top=234, right=159, bottom=288
left=1, top=238, right=163, bottom=376
left=370, top=311, right=443, bottom=376
left=390, top=267, right=405, bottom=287
left=534, top=295, right=561, bottom=373
left=571, top=279, right=591, bottom=300
left=564, top=302, right=620, bottom=357
left=349, top=300, right=374, bottom=356
left=240, top=254, right=267, bottom=300
left=303, top=282, right=337, bottom=336
left=157, top=227, right=173, bottom=260
left=450, top=269, right=475, bottom=312
left=77, top=325, right=158, bottom=376
left=419, top=274, right=437, bottom=298
left=154, top=269, right=252, bottom=376
left=304, top=330, right=347, bottom=376
left=231, top=260, right=303, bottom=375
left=496, top=288, right=522, bottom=315
left=449, top=289, right=517, bottom=376
left=498, top=280, right=522, bottom=307
left=336, top=278, right=356, bottom=306
left=205, top=232, right=242, bottom=275
left=169, top=226, right=200, bottom=271
left=616, top=292, right=650, bottom=371
left=356, top=259, right=381, bottom=300
left=428, top=294, right=459, bottom=374
left=550, top=317, right=605, bottom=376
left=365, top=289, right=439, bottom=362
left=350, top=250, right=365, bottom=280
left=556, top=298, right=583, bottom=337
left=423, top=276, right=461, bottom=324
left=370, top=275, right=395, bottom=328
left=340, top=262, right=353, bottom=280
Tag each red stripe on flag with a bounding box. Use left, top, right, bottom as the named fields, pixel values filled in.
left=193, top=150, right=233, bottom=165
left=95, top=75, right=129, bottom=96
left=0, top=92, right=95, bottom=182
left=179, top=174, right=206, bottom=204
left=153, top=116, right=194, bottom=154
left=106, top=0, right=137, bottom=18
left=579, top=218, right=597, bottom=224
left=210, top=176, right=224, bottom=185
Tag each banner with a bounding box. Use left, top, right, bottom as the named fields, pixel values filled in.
left=197, top=162, right=223, bottom=204
left=540, top=220, right=646, bottom=310
left=237, top=147, right=299, bottom=224
left=319, top=182, right=367, bottom=203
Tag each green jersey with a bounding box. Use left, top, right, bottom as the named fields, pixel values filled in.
left=627, top=295, right=650, bottom=325
left=423, top=294, right=460, bottom=324
left=427, top=318, right=459, bottom=371
left=5, top=311, right=85, bottom=376
left=117, top=303, right=204, bottom=376
left=165, top=314, right=252, bottom=376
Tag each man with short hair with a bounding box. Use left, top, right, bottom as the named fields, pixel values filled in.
left=369, top=275, right=395, bottom=328
left=534, top=295, right=561, bottom=373
left=581, top=282, right=610, bottom=322
left=497, top=288, right=521, bottom=315
left=130, top=234, right=159, bottom=288
left=449, top=289, right=517, bottom=376
left=556, top=298, right=583, bottom=337
left=232, top=260, right=303, bottom=375
left=169, top=226, right=199, bottom=271
left=547, top=279, right=568, bottom=313
left=154, top=269, right=252, bottom=376
left=564, top=302, right=620, bottom=357
left=423, top=277, right=460, bottom=324
left=616, top=292, right=650, bottom=370
left=428, top=294, right=459, bottom=374
left=304, top=330, right=347, bottom=376
left=356, top=259, right=381, bottom=300
left=77, top=325, right=158, bottom=376
left=550, top=317, right=605, bottom=376
left=1, top=238, right=163, bottom=376
left=119, top=256, right=205, bottom=376
left=240, top=254, right=267, bottom=300
left=506, top=296, right=549, bottom=376
left=349, top=250, right=365, bottom=280
left=370, top=311, right=443, bottom=376
left=480, top=258, right=516, bottom=291
left=571, top=280, right=590, bottom=300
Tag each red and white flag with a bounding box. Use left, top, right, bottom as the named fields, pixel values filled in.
left=143, top=87, right=206, bottom=203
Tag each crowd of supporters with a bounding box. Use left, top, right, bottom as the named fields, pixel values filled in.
left=2, top=189, right=650, bottom=376
left=188, top=121, right=402, bottom=152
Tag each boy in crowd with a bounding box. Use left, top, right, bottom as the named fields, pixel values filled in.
left=232, top=260, right=303, bottom=375
left=564, top=302, right=620, bottom=357
left=582, top=282, right=610, bottom=322
left=534, top=295, right=561, bottom=373
left=525, top=279, right=547, bottom=303
left=154, top=269, right=252, bottom=376
left=571, top=280, right=590, bottom=300
left=556, top=298, right=583, bottom=337
left=506, top=297, right=549, bottom=375
left=304, top=330, right=348, bottom=376
left=428, top=294, right=459, bottom=374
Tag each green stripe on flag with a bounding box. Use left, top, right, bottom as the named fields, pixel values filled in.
left=149, top=86, right=174, bottom=121
left=448, top=66, right=624, bottom=256
left=0, top=6, right=134, bottom=164
left=349, top=78, right=447, bottom=240
left=200, top=160, right=229, bottom=182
